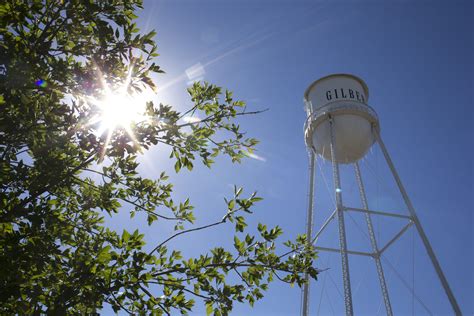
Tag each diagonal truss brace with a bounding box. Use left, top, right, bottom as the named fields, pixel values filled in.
left=379, top=221, right=414, bottom=254
left=312, top=206, right=415, bottom=258
left=375, top=129, right=462, bottom=315
left=312, top=209, right=337, bottom=243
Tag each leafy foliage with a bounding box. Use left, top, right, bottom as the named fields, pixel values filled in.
left=0, top=1, right=318, bottom=314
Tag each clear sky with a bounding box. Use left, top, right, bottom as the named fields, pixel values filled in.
left=105, top=0, right=472, bottom=314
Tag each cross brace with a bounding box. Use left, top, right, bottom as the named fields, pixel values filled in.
left=314, top=212, right=414, bottom=258
left=343, top=207, right=412, bottom=220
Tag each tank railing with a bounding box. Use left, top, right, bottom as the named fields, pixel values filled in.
left=303, top=100, right=379, bottom=149
left=304, top=99, right=378, bottom=125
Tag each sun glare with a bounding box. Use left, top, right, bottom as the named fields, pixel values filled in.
left=97, top=91, right=144, bottom=133
left=82, top=80, right=155, bottom=160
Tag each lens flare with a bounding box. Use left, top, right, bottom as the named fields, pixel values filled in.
left=35, top=79, right=47, bottom=88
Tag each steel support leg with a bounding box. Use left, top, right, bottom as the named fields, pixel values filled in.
left=302, top=150, right=316, bottom=316
left=329, top=117, right=353, bottom=315
left=374, top=129, right=461, bottom=315
left=354, top=162, right=393, bottom=316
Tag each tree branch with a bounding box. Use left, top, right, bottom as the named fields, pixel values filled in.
left=71, top=175, right=183, bottom=221
left=148, top=219, right=225, bottom=257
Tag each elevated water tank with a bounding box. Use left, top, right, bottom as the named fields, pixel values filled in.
left=304, top=74, right=379, bottom=164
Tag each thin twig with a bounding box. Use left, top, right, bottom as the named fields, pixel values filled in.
left=109, top=292, right=133, bottom=316
left=148, top=220, right=225, bottom=257
left=233, top=268, right=251, bottom=288
left=72, top=175, right=183, bottom=221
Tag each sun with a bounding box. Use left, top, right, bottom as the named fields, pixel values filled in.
left=96, top=90, right=145, bottom=133
left=77, top=63, right=161, bottom=161
left=82, top=80, right=154, bottom=160
left=86, top=81, right=154, bottom=138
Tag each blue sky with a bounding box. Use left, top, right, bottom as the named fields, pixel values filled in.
left=106, top=0, right=472, bottom=314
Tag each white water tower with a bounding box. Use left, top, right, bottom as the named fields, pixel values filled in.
left=300, top=74, right=461, bottom=316
left=304, top=74, right=378, bottom=163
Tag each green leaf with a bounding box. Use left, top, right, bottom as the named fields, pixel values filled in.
left=97, top=246, right=111, bottom=262
left=174, top=159, right=182, bottom=173
left=206, top=302, right=213, bottom=316
left=0, top=1, right=306, bottom=313
left=122, top=230, right=130, bottom=243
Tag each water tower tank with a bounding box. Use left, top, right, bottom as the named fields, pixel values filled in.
left=304, top=74, right=379, bottom=164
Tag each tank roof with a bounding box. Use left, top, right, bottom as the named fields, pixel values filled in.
left=303, top=73, right=370, bottom=102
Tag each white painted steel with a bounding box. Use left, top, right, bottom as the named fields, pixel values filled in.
left=354, top=162, right=393, bottom=316
left=374, top=130, right=462, bottom=315
left=304, top=74, right=377, bottom=163
left=302, top=74, right=460, bottom=316
left=301, top=150, right=315, bottom=316
left=313, top=115, right=373, bottom=163
left=304, top=74, right=369, bottom=110
left=329, top=117, right=353, bottom=315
